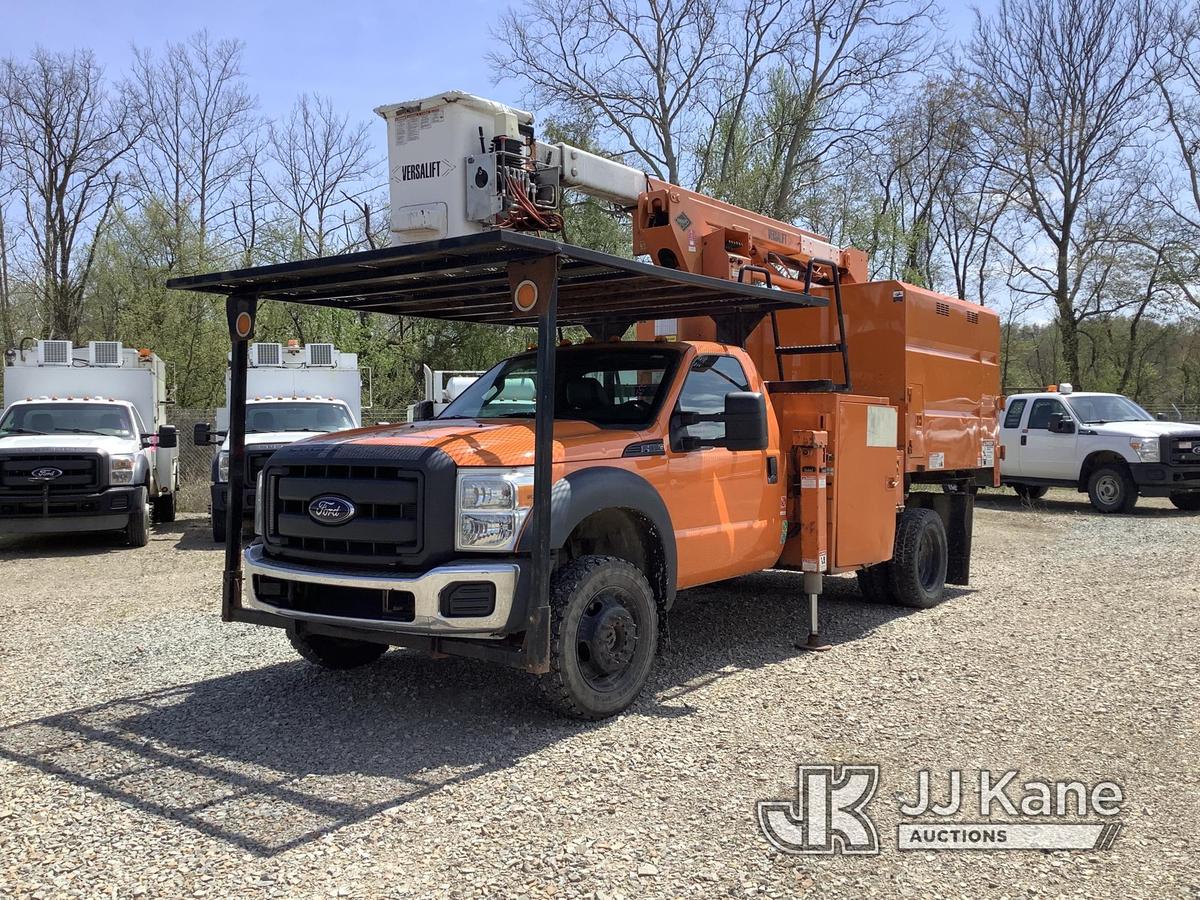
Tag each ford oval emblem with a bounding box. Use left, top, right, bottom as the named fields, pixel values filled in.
left=307, top=495, right=356, bottom=526
left=29, top=467, right=64, bottom=481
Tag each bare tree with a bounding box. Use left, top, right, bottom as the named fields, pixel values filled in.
left=0, top=48, right=141, bottom=340
left=129, top=31, right=257, bottom=268
left=1150, top=0, right=1200, bottom=313
left=267, top=94, right=376, bottom=258
left=967, top=0, right=1156, bottom=387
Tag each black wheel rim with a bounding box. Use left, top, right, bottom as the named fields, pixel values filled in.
left=575, top=588, right=642, bottom=693
left=917, top=528, right=941, bottom=591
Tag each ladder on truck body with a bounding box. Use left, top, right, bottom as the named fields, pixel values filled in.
left=767, top=258, right=852, bottom=393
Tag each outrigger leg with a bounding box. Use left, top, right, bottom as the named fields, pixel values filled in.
left=796, top=572, right=831, bottom=652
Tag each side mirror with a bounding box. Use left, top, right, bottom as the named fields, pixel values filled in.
left=1047, top=413, right=1075, bottom=434
left=193, top=422, right=211, bottom=446
left=722, top=391, right=769, bottom=451
left=411, top=400, right=436, bottom=422
left=157, top=425, right=178, bottom=449
left=1157, top=412, right=1168, bottom=421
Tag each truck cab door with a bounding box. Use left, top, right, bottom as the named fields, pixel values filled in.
left=999, top=397, right=1028, bottom=476
left=665, top=353, right=783, bottom=589
left=1020, top=397, right=1078, bottom=480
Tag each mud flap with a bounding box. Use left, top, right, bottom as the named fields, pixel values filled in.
left=906, top=491, right=973, bottom=585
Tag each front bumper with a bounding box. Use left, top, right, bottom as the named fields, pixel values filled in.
left=242, top=543, right=523, bottom=636
left=0, top=485, right=142, bottom=534
left=1129, top=462, right=1200, bottom=497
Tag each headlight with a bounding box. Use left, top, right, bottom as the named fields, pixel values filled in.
left=456, top=467, right=534, bottom=552
left=1129, top=437, right=1160, bottom=463
left=110, top=454, right=136, bottom=485
left=217, top=450, right=230, bottom=482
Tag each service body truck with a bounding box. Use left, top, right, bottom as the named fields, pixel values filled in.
left=194, top=341, right=362, bottom=541
left=0, top=341, right=179, bottom=545
left=168, top=91, right=1002, bottom=720
left=999, top=385, right=1200, bottom=513
left=407, top=365, right=482, bottom=422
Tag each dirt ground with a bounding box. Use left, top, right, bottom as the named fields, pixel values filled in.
left=1, top=489, right=1198, bottom=899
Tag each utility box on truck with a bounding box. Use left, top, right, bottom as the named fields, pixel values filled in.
left=649, top=281, right=1003, bottom=486
left=0, top=341, right=179, bottom=545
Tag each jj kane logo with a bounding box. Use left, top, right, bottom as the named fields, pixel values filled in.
left=758, top=766, right=1124, bottom=855
left=307, top=495, right=356, bottom=525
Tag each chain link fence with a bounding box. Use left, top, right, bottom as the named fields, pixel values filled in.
left=170, top=406, right=411, bottom=513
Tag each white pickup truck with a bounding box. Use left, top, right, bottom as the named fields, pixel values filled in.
left=999, top=385, right=1200, bottom=513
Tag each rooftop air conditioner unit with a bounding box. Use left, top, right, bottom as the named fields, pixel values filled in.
left=305, top=343, right=335, bottom=367
left=37, top=340, right=73, bottom=367
left=88, top=341, right=123, bottom=367
left=250, top=342, right=283, bottom=367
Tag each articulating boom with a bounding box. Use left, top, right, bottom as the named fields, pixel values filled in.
left=376, top=92, right=867, bottom=295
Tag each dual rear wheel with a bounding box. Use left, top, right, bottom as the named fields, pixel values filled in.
left=857, top=507, right=949, bottom=609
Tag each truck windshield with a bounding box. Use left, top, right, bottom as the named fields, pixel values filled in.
left=441, top=347, right=680, bottom=428
left=246, top=402, right=355, bottom=433
left=1065, top=395, right=1153, bottom=424
left=0, top=403, right=135, bottom=437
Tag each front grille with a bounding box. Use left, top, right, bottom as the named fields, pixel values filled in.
left=1165, top=434, right=1200, bottom=466
left=0, top=454, right=102, bottom=492
left=265, top=462, right=423, bottom=564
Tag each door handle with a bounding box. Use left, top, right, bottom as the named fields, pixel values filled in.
left=766, top=455, right=779, bottom=484
left=1020, top=435, right=1027, bottom=446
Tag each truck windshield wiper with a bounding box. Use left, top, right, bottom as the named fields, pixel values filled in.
left=53, top=427, right=109, bottom=435
left=1, top=427, right=51, bottom=435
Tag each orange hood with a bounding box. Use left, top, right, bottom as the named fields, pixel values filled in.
left=302, top=419, right=644, bottom=466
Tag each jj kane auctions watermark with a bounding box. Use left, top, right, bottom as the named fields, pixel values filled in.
left=757, top=765, right=1124, bottom=855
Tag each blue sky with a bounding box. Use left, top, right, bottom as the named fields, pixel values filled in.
left=2, top=0, right=985, bottom=135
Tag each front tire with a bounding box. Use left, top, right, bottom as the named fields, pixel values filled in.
left=538, top=555, right=658, bottom=720
left=889, top=507, right=948, bottom=609
left=212, top=514, right=226, bottom=543
left=1169, top=491, right=1200, bottom=511
left=125, top=503, right=150, bottom=547
left=287, top=627, right=388, bottom=669
left=1087, top=465, right=1137, bottom=514
left=1013, top=484, right=1049, bottom=501
left=152, top=492, right=176, bottom=523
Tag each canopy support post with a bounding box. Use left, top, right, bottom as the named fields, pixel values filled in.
left=222, top=293, right=258, bottom=622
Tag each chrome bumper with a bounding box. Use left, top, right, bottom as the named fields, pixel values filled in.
left=242, top=543, right=519, bottom=636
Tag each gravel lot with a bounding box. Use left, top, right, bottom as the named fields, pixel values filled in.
left=1, top=489, right=1198, bottom=899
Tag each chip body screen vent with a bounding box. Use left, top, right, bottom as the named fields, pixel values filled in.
left=936, top=302, right=951, bottom=317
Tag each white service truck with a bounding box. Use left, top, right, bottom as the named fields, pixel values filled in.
left=0, top=340, right=179, bottom=545
left=193, top=341, right=362, bottom=541
left=999, top=384, right=1200, bottom=513
left=406, top=364, right=481, bottom=422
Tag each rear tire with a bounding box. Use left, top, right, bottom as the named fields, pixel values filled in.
left=287, top=627, right=388, bottom=669
left=125, top=503, right=150, bottom=547
left=856, top=563, right=895, bottom=603
left=152, top=492, right=176, bottom=523
left=1013, top=484, right=1049, bottom=501
left=1087, top=465, right=1137, bottom=514
left=1169, top=491, right=1200, bottom=511
left=889, top=507, right=948, bottom=609
left=212, top=514, right=227, bottom=543
left=538, top=555, right=658, bottom=720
